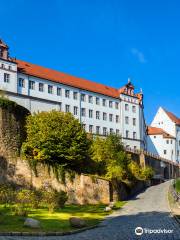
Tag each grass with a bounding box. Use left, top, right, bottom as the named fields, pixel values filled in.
left=0, top=202, right=126, bottom=232
left=175, top=178, right=180, bottom=193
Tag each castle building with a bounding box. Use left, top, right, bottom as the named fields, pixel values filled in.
left=147, top=107, right=180, bottom=163
left=0, top=39, right=147, bottom=150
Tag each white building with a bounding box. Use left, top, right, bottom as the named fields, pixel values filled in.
left=147, top=107, right=180, bottom=163
left=0, top=39, right=147, bottom=150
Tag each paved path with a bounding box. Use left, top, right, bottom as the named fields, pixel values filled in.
left=0, top=181, right=180, bottom=240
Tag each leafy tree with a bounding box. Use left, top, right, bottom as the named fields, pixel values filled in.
left=22, top=111, right=91, bottom=176
left=91, top=134, right=131, bottom=180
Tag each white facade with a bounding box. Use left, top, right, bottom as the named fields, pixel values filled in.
left=147, top=107, right=180, bottom=163
left=0, top=40, right=147, bottom=150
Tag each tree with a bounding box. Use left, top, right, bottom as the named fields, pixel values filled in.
left=22, top=111, right=91, bottom=176
left=91, top=134, right=131, bottom=180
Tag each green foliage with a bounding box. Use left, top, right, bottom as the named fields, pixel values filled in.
left=128, top=161, right=154, bottom=181
left=22, top=111, right=91, bottom=177
left=140, top=166, right=154, bottom=180
left=91, top=134, right=131, bottom=180
left=175, top=178, right=180, bottom=193
left=41, top=188, right=68, bottom=212
left=0, top=184, right=16, bottom=206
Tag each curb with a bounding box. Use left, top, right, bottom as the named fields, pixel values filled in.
left=0, top=225, right=99, bottom=237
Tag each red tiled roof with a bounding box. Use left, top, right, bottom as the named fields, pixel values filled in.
left=15, top=59, right=120, bottom=99
left=147, top=126, right=175, bottom=139
left=164, top=109, right=180, bottom=125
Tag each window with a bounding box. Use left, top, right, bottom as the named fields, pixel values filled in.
left=65, top=105, right=70, bottom=112
left=82, top=124, right=86, bottom=130
left=8, top=65, right=11, bottom=70
left=29, top=80, right=35, bottom=90
left=103, top=127, right=107, bottom=136
left=96, top=97, right=100, bottom=105
left=126, top=130, right=129, bottom=138
left=19, top=78, right=25, bottom=88
left=171, top=140, right=173, bottom=144
left=103, top=112, right=107, bottom=121
left=116, top=115, right=119, bottom=123
left=96, top=126, right=100, bottom=135
left=134, top=146, right=137, bottom=150
left=164, top=150, right=167, bottom=155
left=88, top=95, right=93, bottom=103
left=4, top=73, right=10, bottom=83
left=65, top=89, right=70, bottom=98
left=1, top=64, right=4, bottom=68
left=125, top=116, right=129, bottom=124
left=166, top=140, right=169, bottom=144
left=81, top=93, right=86, bottom=102
left=178, top=150, right=180, bottom=156
left=109, top=114, right=113, bottom=122
left=133, top=118, right=136, bottom=126
left=116, top=129, right=120, bottom=135
left=59, top=102, right=62, bottom=111
left=102, top=99, right=106, bottom=106
left=109, top=101, right=113, bottom=108
left=39, top=83, right=44, bottom=92
left=179, top=140, right=180, bottom=146
left=48, top=85, right=53, bottom=94
left=57, top=87, right=61, bottom=96
left=110, top=128, right=113, bottom=134
left=115, top=102, right=119, bottom=109
left=89, top=109, right=93, bottom=118
left=133, top=132, right=137, bottom=139
left=154, top=136, right=156, bottom=139
left=96, top=111, right=100, bottom=120
left=89, top=125, right=93, bottom=133
left=125, top=104, right=129, bottom=111
left=73, top=92, right=78, bottom=100
left=132, top=106, right=136, bottom=113
left=73, top=106, right=78, bottom=115
left=81, top=108, right=86, bottom=117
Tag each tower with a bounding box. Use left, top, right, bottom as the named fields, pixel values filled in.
left=0, top=39, right=9, bottom=60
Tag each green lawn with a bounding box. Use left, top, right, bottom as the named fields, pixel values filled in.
left=0, top=202, right=126, bottom=232
left=175, top=178, right=180, bottom=193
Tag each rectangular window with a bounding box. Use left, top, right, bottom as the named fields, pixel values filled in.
left=133, top=118, right=136, bottom=126
left=59, top=102, right=62, bottom=111
left=96, top=126, right=100, bottom=135
left=126, top=130, right=129, bottom=138
left=29, top=80, right=35, bottom=90
left=110, top=128, right=113, bottom=134
left=4, top=73, right=10, bottom=83
left=116, top=129, right=120, bottom=135
left=96, top=97, right=100, bottom=105
left=115, top=102, right=119, bottom=109
left=164, top=150, right=167, bottom=155
left=103, top=127, right=107, bottom=136
left=88, top=95, right=93, bottom=103
left=125, top=116, right=129, bottom=124
left=96, top=111, right=100, bottom=120
left=133, top=132, right=137, bottom=139
left=103, top=112, right=107, bottom=121
left=89, top=125, right=93, bottom=133
left=109, top=114, right=113, bottom=122
left=39, top=83, right=44, bottom=92
left=109, top=101, right=113, bottom=108
left=89, top=109, right=93, bottom=118
left=74, top=106, right=78, bottom=115
left=116, top=115, right=119, bottom=123
left=57, top=87, right=61, bottom=96
left=132, top=105, right=136, bottom=113
left=73, top=92, right=78, bottom=100
left=166, top=140, right=169, bottom=144
left=48, top=85, right=53, bottom=94
left=81, top=93, right=86, bottom=102
left=125, top=104, right=129, bottom=111
left=102, top=99, right=106, bottom=106
left=19, top=78, right=25, bottom=88
left=65, top=105, right=70, bottom=112
left=65, top=89, right=70, bottom=98
left=81, top=108, right=86, bottom=117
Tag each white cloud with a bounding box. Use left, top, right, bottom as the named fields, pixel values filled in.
left=131, top=48, right=147, bottom=63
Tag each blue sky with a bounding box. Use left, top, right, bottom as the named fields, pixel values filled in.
left=1, top=0, right=180, bottom=123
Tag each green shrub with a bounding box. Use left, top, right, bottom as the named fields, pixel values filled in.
left=41, top=188, right=68, bottom=212
left=175, top=178, right=180, bottom=193
left=140, top=166, right=154, bottom=180
left=0, top=184, right=16, bottom=206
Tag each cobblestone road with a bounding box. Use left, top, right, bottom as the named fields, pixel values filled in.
left=0, top=181, right=180, bottom=240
